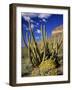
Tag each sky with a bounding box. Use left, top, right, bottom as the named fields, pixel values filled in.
left=21, top=13, right=63, bottom=47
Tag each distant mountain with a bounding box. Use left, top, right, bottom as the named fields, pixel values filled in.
left=52, top=25, right=63, bottom=37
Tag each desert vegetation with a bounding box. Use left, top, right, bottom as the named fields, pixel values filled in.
left=22, top=21, right=63, bottom=77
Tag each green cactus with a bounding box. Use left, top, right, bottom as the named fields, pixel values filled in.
left=27, top=21, right=42, bottom=66
left=27, top=21, right=62, bottom=71
left=40, top=24, right=46, bottom=61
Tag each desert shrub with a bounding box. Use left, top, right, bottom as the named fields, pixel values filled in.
left=48, top=68, right=57, bottom=75
left=39, top=59, right=56, bottom=75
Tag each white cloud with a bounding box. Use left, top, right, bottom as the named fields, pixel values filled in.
left=23, top=16, right=30, bottom=21
left=22, top=13, right=38, bottom=17
left=42, top=18, right=46, bottom=22
left=38, top=14, right=51, bottom=18
left=22, top=13, right=51, bottom=19
left=30, top=20, right=36, bottom=24
left=31, top=24, right=34, bottom=29
left=37, top=29, right=41, bottom=33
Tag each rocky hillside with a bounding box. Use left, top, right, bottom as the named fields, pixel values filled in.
left=52, top=25, right=63, bottom=37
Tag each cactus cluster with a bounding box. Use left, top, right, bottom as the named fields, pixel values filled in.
left=22, top=20, right=63, bottom=76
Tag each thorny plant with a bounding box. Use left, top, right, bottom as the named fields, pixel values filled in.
left=22, top=21, right=63, bottom=69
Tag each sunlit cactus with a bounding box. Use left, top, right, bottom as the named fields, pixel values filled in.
left=22, top=14, right=63, bottom=76
left=27, top=20, right=42, bottom=67
left=24, top=19, right=62, bottom=75
left=40, top=24, right=45, bottom=61
left=28, top=20, right=63, bottom=68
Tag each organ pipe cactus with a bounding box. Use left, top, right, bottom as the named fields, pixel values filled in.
left=40, top=24, right=45, bottom=61
left=27, top=20, right=41, bottom=66
left=25, top=19, right=62, bottom=69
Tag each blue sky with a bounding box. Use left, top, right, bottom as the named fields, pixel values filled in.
left=21, top=13, right=63, bottom=47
